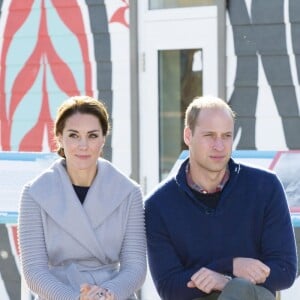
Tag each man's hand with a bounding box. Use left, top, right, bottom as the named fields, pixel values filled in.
left=233, top=257, right=270, bottom=284
left=187, top=267, right=230, bottom=294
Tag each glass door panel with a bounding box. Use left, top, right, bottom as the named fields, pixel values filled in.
left=158, top=49, right=203, bottom=179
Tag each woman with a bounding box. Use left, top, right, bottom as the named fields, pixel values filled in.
left=18, top=96, right=147, bottom=300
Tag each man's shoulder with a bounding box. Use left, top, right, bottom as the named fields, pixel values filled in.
left=231, top=158, right=276, bottom=178
left=145, top=177, right=178, bottom=206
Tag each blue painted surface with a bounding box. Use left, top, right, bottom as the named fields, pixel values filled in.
left=0, top=151, right=56, bottom=161
left=0, top=211, right=18, bottom=224
left=232, top=150, right=277, bottom=159
left=179, top=150, right=277, bottom=160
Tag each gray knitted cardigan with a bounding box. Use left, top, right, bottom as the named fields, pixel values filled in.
left=18, top=158, right=146, bottom=300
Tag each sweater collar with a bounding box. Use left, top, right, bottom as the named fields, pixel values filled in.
left=27, top=158, right=135, bottom=262
left=175, top=157, right=240, bottom=194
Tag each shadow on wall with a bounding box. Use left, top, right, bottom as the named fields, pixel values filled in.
left=0, top=224, right=20, bottom=300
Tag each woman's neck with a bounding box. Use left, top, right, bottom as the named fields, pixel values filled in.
left=66, top=165, right=97, bottom=187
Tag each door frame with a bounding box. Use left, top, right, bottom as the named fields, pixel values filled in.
left=138, top=2, right=223, bottom=195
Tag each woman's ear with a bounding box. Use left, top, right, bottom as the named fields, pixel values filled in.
left=102, top=137, right=106, bottom=148
left=57, top=134, right=63, bottom=147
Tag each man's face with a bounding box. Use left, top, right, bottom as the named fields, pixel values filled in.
left=184, top=107, right=234, bottom=174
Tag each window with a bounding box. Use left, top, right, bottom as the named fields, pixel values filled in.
left=149, top=0, right=216, bottom=9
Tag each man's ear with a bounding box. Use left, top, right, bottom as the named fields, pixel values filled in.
left=183, top=127, right=192, bottom=146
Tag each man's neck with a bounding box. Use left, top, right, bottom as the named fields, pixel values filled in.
left=188, top=164, right=228, bottom=194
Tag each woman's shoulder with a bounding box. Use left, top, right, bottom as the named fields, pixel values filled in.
left=25, top=158, right=65, bottom=188
left=98, top=158, right=140, bottom=189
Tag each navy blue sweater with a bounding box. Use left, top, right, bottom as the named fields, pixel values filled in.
left=145, top=158, right=297, bottom=300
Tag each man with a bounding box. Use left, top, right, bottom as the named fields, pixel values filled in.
left=145, top=96, right=297, bottom=300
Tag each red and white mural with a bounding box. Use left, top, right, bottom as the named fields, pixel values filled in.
left=0, top=0, right=130, bottom=298
left=0, top=0, right=95, bottom=152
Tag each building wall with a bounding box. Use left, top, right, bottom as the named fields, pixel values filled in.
left=1, top=0, right=300, bottom=298
left=227, top=0, right=300, bottom=150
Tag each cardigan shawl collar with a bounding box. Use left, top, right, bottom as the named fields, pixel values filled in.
left=27, top=158, right=136, bottom=264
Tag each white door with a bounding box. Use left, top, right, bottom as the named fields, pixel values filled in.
left=138, top=3, right=219, bottom=196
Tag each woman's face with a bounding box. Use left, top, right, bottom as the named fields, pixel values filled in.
left=58, top=112, right=105, bottom=175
